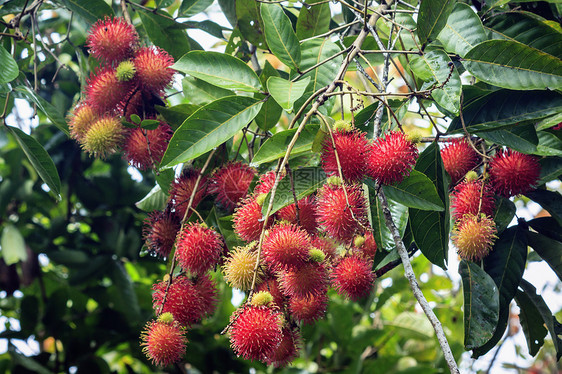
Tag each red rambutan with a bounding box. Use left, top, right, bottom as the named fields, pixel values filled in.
left=233, top=196, right=273, bottom=242
left=321, top=128, right=369, bottom=183
left=143, top=209, right=180, bottom=258
left=169, top=169, right=208, bottom=220
left=134, top=46, right=175, bottom=94
left=367, top=131, right=419, bottom=185
left=289, top=293, right=328, bottom=325
left=193, top=273, right=219, bottom=318
left=352, top=230, right=378, bottom=260
left=152, top=276, right=203, bottom=327
left=140, top=317, right=187, bottom=367
left=254, top=171, right=281, bottom=195
left=68, top=102, right=98, bottom=142
left=266, top=327, right=301, bottom=368
left=175, top=223, right=223, bottom=276
left=123, top=122, right=173, bottom=170
left=452, top=213, right=498, bottom=261
left=277, top=195, right=318, bottom=234
left=229, top=305, right=283, bottom=362
left=278, top=262, right=328, bottom=299
left=255, top=277, right=285, bottom=309
left=87, top=17, right=139, bottom=63
left=440, top=138, right=480, bottom=184
left=451, top=180, right=495, bottom=222
left=82, top=116, right=125, bottom=158
left=311, top=235, right=338, bottom=261
left=331, top=255, right=374, bottom=300
left=262, top=223, right=311, bottom=271
left=488, top=150, right=541, bottom=197
left=209, top=162, right=257, bottom=210
left=86, top=67, right=133, bottom=113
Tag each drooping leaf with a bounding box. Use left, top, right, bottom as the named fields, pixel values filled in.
left=526, top=231, right=562, bottom=282
left=183, top=20, right=228, bottom=40
left=383, top=170, right=444, bottom=211
left=255, top=61, right=283, bottom=131
left=514, top=289, right=548, bottom=357
left=135, top=185, right=168, bottom=212
left=156, top=103, right=200, bottom=128
left=525, top=189, right=562, bottom=226
left=139, top=10, right=190, bottom=60
left=475, top=124, right=538, bottom=154
left=463, top=40, right=562, bottom=90
left=493, top=196, right=516, bottom=234
left=261, top=3, right=301, bottom=71
left=417, top=0, right=456, bottom=46
left=1, top=224, right=27, bottom=265
left=266, top=76, right=311, bottom=112
left=60, top=0, right=113, bottom=25
left=8, top=126, right=61, bottom=199
left=459, top=260, right=500, bottom=349
left=296, top=0, right=331, bottom=40
left=110, top=260, right=141, bottom=322
left=179, top=0, right=214, bottom=17
left=173, top=51, right=262, bottom=92
left=236, top=0, right=267, bottom=48
left=218, top=0, right=237, bottom=27
left=160, top=96, right=263, bottom=168
left=528, top=217, right=562, bottom=242
left=252, top=125, right=319, bottom=165
left=368, top=181, right=409, bottom=251
left=436, top=3, right=487, bottom=57
left=0, top=46, right=18, bottom=84
left=535, top=131, right=562, bottom=156
left=15, top=86, right=69, bottom=136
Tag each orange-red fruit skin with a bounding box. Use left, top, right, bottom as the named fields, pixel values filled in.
left=452, top=214, right=498, bottom=261
left=169, top=170, right=208, bottom=220
left=143, top=209, right=180, bottom=258
left=193, top=273, right=219, bottom=318
left=279, top=262, right=328, bottom=299
left=289, top=293, right=328, bottom=325
left=253, top=171, right=278, bottom=195
left=87, top=17, right=139, bottom=63
left=367, top=131, right=418, bottom=185
left=141, top=320, right=187, bottom=367
left=262, top=223, right=311, bottom=270
left=451, top=180, right=495, bottom=222
left=255, top=277, right=285, bottom=308
left=441, top=139, right=479, bottom=184
left=266, top=327, right=301, bottom=368
left=331, top=255, right=374, bottom=300
left=175, top=223, right=223, bottom=275
left=489, top=150, right=541, bottom=197
left=134, top=46, right=175, bottom=94
left=321, top=129, right=369, bottom=183
left=123, top=122, right=173, bottom=170
left=152, top=276, right=203, bottom=327
left=277, top=195, right=318, bottom=234
left=86, top=67, right=133, bottom=113
left=233, top=197, right=273, bottom=242
left=353, top=231, right=378, bottom=260
left=209, top=162, right=257, bottom=210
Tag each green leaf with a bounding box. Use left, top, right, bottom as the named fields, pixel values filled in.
left=463, top=40, right=562, bottom=90
left=459, top=260, right=500, bottom=349
left=266, top=76, right=310, bottom=112
left=139, top=10, right=190, bottom=60
left=174, top=51, right=261, bottom=92
left=110, top=260, right=141, bottom=322
left=526, top=231, right=562, bottom=282
left=183, top=20, right=228, bottom=40
left=135, top=185, right=168, bottom=212
left=536, top=131, right=562, bottom=156
left=410, top=49, right=461, bottom=114
left=436, top=3, right=487, bottom=57
left=387, top=312, right=434, bottom=339
left=475, top=124, right=538, bottom=154
left=296, top=0, right=331, bottom=40
left=60, top=0, right=113, bottom=25
left=156, top=103, right=199, bottom=128
left=252, top=124, right=319, bottom=165
left=408, top=142, right=450, bottom=269
left=236, top=0, right=267, bottom=48
left=448, top=89, right=562, bottom=133
left=8, top=126, right=61, bottom=198
left=528, top=217, right=562, bottom=242
left=161, top=96, right=263, bottom=169
left=141, top=119, right=160, bottom=130
left=0, top=46, right=18, bottom=84
left=14, top=86, right=69, bottom=136
left=1, top=224, right=27, bottom=265
left=525, top=189, right=562, bottom=226
left=130, top=114, right=141, bottom=125
left=218, top=0, right=237, bottom=27
left=255, top=61, right=283, bottom=131
left=179, top=0, right=214, bottom=16
left=261, top=3, right=301, bottom=71
left=417, top=0, right=456, bottom=46
left=368, top=181, right=409, bottom=251
left=493, top=196, right=516, bottom=234
left=9, top=350, right=51, bottom=374
left=182, top=76, right=233, bottom=106
left=514, top=289, right=548, bottom=357
left=383, top=170, right=444, bottom=211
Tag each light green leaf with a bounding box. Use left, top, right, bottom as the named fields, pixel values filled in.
left=236, top=0, right=267, bottom=48
left=261, top=3, right=301, bottom=71
left=1, top=224, right=27, bottom=265
left=0, top=46, right=18, bottom=84
left=161, top=96, right=263, bottom=168
left=296, top=0, right=331, bottom=40
left=387, top=312, right=434, bottom=339
left=179, top=0, right=214, bottom=16
left=476, top=124, right=538, bottom=154
left=383, top=170, right=444, bottom=211
left=135, top=185, right=168, bottom=212
left=139, top=10, right=190, bottom=60
left=436, top=3, right=487, bottom=57
left=417, top=0, right=456, bottom=45
left=252, top=125, right=319, bottom=165
left=174, top=51, right=261, bottom=92
left=266, top=76, right=310, bottom=112
left=535, top=131, right=562, bottom=156
left=60, top=0, right=113, bottom=25
left=15, top=86, right=69, bottom=136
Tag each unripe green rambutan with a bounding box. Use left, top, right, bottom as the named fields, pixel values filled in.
left=308, top=248, right=326, bottom=263
left=251, top=291, right=273, bottom=306
left=223, top=244, right=263, bottom=290
left=82, top=116, right=125, bottom=158
left=116, top=60, right=136, bottom=82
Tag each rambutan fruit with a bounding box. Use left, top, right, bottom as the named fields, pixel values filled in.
left=251, top=291, right=274, bottom=307
left=316, top=183, right=369, bottom=242
left=152, top=276, right=203, bottom=326
left=440, top=138, right=480, bottom=184
left=86, top=67, right=133, bottom=113
left=229, top=305, right=283, bottom=361
left=169, top=169, right=208, bottom=220
left=87, top=16, right=139, bottom=63
left=123, top=122, right=173, bottom=170
left=143, top=209, right=180, bottom=259
left=175, top=223, right=223, bottom=276
left=233, top=196, right=273, bottom=242
left=116, top=60, right=136, bottom=82
left=352, top=231, right=378, bottom=260
left=288, top=293, right=328, bottom=325
left=488, top=150, right=541, bottom=197
left=451, top=180, right=495, bottom=222
left=367, top=131, right=419, bottom=185
left=266, top=327, right=301, bottom=368
left=331, top=255, right=374, bottom=300
left=82, top=116, right=125, bottom=158
left=209, top=162, right=257, bottom=210
left=277, top=195, right=318, bottom=234
left=321, top=128, right=369, bottom=183
left=223, top=244, right=264, bottom=290
left=140, top=316, right=187, bottom=367
left=311, top=235, right=338, bottom=261
left=452, top=213, right=497, bottom=261
left=134, top=46, right=175, bottom=94
left=255, top=277, right=285, bottom=308
left=254, top=171, right=281, bottom=195
left=262, top=223, right=311, bottom=271
left=193, top=273, right=219, bottom=318
left=278, top=262, right=328, bottom=299
left=68, top=102, right=98, bottom=142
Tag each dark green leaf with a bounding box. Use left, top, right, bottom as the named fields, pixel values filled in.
left=476, top=124, right=538, bottom=154
left=236, top=0, right=267, bottom=48
left=139, top=10, right=190, bottom=60
left=383, top=170, right=444, bottom=211
left=156, top=103, right=200, bottom=128
left=110, top=260, right=141, bottom=322
left=179, top=0, right=214, bottom=16
left=528, top=217, right=562, bottom=242
left=261, top=3, right=301, bottom=71
left=60, top=0, right=113, bottom=25
left=463, top=40, right=562, bottom=90
left=436, top=3, right=487, bottom=57
left=173, top=51, right=261, bottom=92
left=514, top=289, right=548, bottom=357
left=8, top=126, right=61, bottom=198
left=266, top=76, right=310, bottom=112
left=459, top=260, right=500, bottom=349
left=14, top=86, right=69, bottom=136
left=141, top=119, right=160, bottom=130
left=417, top=0, right=456, bottom=45
left=254, top=94, right=283, bottom=131
left=136, top=185, right=168, bottom=212
left=182, top=76, right=233, bottom=105
left=526, top=231, right=562, bottom=282
left=218, top=0, right=237, bottom=27
left=183, top=20, right=228, bottom=40
left=1, top=224, right=27, bottom=265
left=538, top=157, right=562, bottom=184
left=161, top=96, right=263, bottom=168
left=493, top=196, right=516, bottom=234
left=252, top=125, right=319, bottom=165
left=525, top=189, right=562, bottom=226
left=9, top=350, right=51, bottom=374
left=535, top=131, right=562, bottom=156
left=368, top=181, right=409, bottom=251
left=296, top=0, right=331, bottom=40
left=0, top=46, right=18, bottom=84
left=47, top=250, right=90, bottom=266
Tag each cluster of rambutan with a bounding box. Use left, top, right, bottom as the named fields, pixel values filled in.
left=440, top=139, right=541, bottom=261
left=67, top=16, right=175, bottom=170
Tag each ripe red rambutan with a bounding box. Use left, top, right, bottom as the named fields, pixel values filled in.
left=553, top=122, right=562, bottom=131
left=488, top=150, right=541, bottom=197
left=352, top=231, right=378, bottom=260
left=209, top=162, right=257, bottom=210
left=68, top=102, right=98, bottom=142
left=277, top=195, right=318, bottom=234
left=193, top=273, right=219, bottom=318
left=367, top=131, right=419, bottom=185
left=87, top=17, right=139, bottom=63
left=134, top=46, right=175, bottom=94
left=175, top=223, right=223, bottom=276
left=317, top=183, right=369, bottom=242
left=266, top=327, right=301, bottom=368
left=451, top=180, right=495, bottom=222
left=321, top=128, right=369, bottom=183
left=254, top=171, right=281, bottom=195
left=140, top=317, right=187, bottom=367
left=169, top=169, right=208, bottom=220
left=82, top=116, right=125, bottom=158
left=440, top=138, right=480, bottom=184
left=311, top=235, right=338, bottom=261
left=452, top=214, right=498, bottom=261
left=331, top=255, right=374, bottom=300
left=289, top=293, right=328, bottom=325
left=223, top=244, right=264, bottom=290
left=86, top=67, right=133, bottom=113
left=233, top=196, right=273, bottom=242
left=143, top=209, right=180, bottom=258
left=255, top=277, right=285, bottom=309
left=278, top=262, right=328, bottom=299
left=229, top=305, right=283, bottom=361
left=262, top=223, right=311, bottom=271
left=152, top=276, right=203, bottom=326
left=123, top=122, right=173, bottom=170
